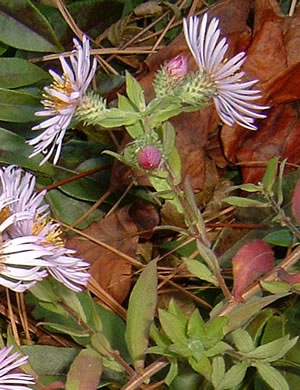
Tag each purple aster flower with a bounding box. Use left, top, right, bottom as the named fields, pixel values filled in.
left=0, top=166, right=90, bottom=292
left=183, top=13, right=269, bottom=130
left=28, top=35, right=97, bottom=165
left=0, top=345, right=35, bottom=389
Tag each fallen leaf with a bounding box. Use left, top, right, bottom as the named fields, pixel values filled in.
left=66, top=202, right=159, bottom=303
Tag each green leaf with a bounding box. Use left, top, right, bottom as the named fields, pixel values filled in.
left=260, top=281, right=291, bottom=294
left=224, top=295, right=290, bottom=334
left=168, top=147, right=182, bottom=185
left=45, top=189, right=104, bottom=230
left=125, top=70, right=145, bottom=111
left=0, top=58, right=49, bottom=88
left=184, top=258, right=218, bottom=286
left=211, top=356, right=225, bottom=388
left=37, top=322, right=90, bottom=337
left=125, top=260, right=157, bottom=370
left=55, top=283, right=87, bottom=324
left=187, top=309, right=206, bottom=339
left=29, top=279, right=59, bottom=303
left=91, top=332, right=113, bottom=357
left=65, top=349, right=103, bottom=390
left=224, top=196, right=269, bottom=208
left=277, top=158, right=287, bottom=206
left=118, top=94, right=144, bottom=138
left=231, top=183, right=263, bottom=192
left=165, top=358, right=178, bottom=386
left=98, top=108, right=141, bottom=127
left=217, top=361, right=249, bottom=390
left=188, top=355, right=211, bottom=380
left=206, top=317, right=228, bottom=342
left=159, top=310, right=188, bottom=345
left=262, top=157, right=279, bottom=193
left=204, top=341, right=232, bottom=357
left=231, top=328, right=255, bottom=353
left=0, top=0, right=62, bottom=52
left=264, top=229, right=292, bottom=247
left=21, top=345, right=78, bottom=376
left=253, top=361, right=289, bottom=390
left=246, top=335, right=298, bottom=362
left=150, top=324, right=171, bottom=347
left=0, top=88, right=40, bottom=122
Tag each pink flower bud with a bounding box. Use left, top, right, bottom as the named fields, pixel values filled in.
left=165, top=54, right=188, bottom=80
left=138, top=146, right=162, bottom=170
left=232, top=240, right=275, bottom=302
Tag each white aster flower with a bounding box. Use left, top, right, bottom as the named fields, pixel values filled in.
left=0, top=165, right=90, bottom=292
left=0, top=345, right=35, bottom=389
left=183, top=13, right=269, bottom=130
left=28, top=35, right=97, bottom=165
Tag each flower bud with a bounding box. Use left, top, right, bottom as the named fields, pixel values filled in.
left=165, top=54, right=188, bottom=80
left=138, top=146, right=162, bottom=170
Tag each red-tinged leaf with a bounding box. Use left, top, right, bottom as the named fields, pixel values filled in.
left=292, top=177, right=300, bottom=225
left=232, top=240, right=275, bottom=302
left=65, top=349, right=103, bottom=390
left=278, top=268, right=300, bottom=284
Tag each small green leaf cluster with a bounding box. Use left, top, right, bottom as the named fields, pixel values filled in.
left=148, top=300, right=230, bottom=385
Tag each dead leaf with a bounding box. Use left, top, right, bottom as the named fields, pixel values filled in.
left=66, top=202, right=159, bottom=303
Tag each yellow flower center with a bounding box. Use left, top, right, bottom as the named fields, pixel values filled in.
left=32, top=216, right=64, bottom=248
left=43, top=73, right=78, bottom=113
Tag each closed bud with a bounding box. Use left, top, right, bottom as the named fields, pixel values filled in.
left=165, top=54, right=188, bottom=80
left=138, top=146, right=162, bottom=170
left=278, top=269, right=300, bottom=284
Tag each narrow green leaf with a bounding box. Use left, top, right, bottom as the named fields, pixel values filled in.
left=125, top=260, right=157, bottom=370
left=125, top=71, right=145, bottom=111
left=188, top=355, right=211, bottom=380
left=246, top=335, right=298, bottom=362
left=0, top=0, right=62, bottom=52
left=262, top=157, right=279, bottom=193
left=224, top=196, right=269, bottom=208
left=231, top=183, right=263, bottom=192
left=118, top=94, right=144, bottom=138
left=224, top=295, right=290, bottom=334
left=211, top=356, right=225, bottom=388
left=37, top=322, right=90, bottom=337
left=277, top=158, right=287, bottom=206
left=91, top=332, right=113, bottom=358
left=253, top=362, right=289, bottom=390
left=165, top=358, right=178, bottom=386
left=0, top=58, right=49, bottom=88
left=162, top=121, right=176, bottom=155
left=167, top=146, right=182, bottom=185
left=0, top=88, right=40, bottom=122
left=260, top=281, right=290, bottom=294
left=184, top=258, right=218, bottom=286
left=55, top=283, right=87, bottom=324
left=218, top=361, right=249, bottom=390
left=65, top=349, right=103, bottom=390
left=204, top=341, right=232, bottom=357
